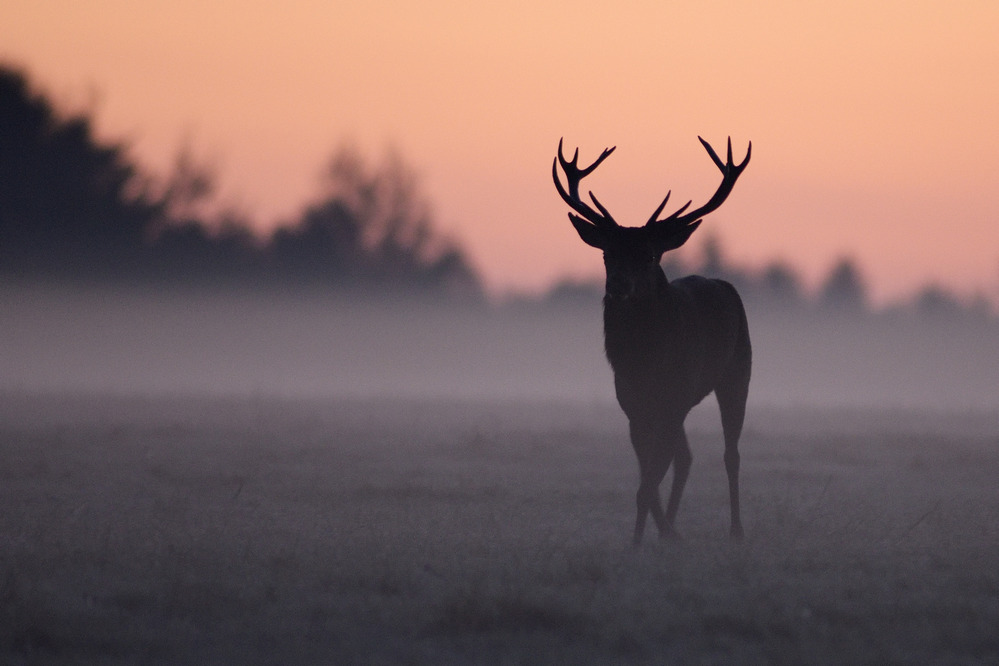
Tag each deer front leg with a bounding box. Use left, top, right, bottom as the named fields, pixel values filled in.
left=631, top=423, right=672, bottom=544
left=663, top=426, right=692, bottom=536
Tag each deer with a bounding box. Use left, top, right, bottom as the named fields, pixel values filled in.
left=553, top=136, right=752, bottom=544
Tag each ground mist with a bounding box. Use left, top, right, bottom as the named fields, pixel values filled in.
left=2, top=393, right=997, bottom=664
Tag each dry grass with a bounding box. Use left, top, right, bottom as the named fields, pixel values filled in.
left=1, top=393, right=997, bottom=664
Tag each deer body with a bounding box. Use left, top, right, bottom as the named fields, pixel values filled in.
left=553, top=137, right=752, bottom=543
left=606, top=275, right=749, bottom=421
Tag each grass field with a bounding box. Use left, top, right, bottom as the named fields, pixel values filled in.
left=1, top=392, right=997, bottom=664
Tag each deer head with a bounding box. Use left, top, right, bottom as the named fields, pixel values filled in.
left=553, top=137, right=751, bottom=299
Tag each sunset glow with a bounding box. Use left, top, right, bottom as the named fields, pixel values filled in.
left=3, top=1, right=998, bottom=302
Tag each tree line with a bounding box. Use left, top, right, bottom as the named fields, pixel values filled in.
left=544, top=235, right=995, bottom=322
left=2, top=64, right=992, bottom=319
left=0, top=65, right=480, bottom=298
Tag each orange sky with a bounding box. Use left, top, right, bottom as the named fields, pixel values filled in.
left=3, top=1, right=998, bottom=302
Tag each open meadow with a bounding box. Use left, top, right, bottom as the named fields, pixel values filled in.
left=2, top=392, right=997, bottom=664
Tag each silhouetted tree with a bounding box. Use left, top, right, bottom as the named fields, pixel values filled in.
left=909, top=283, right=989, bottom=322
left=819, top=258, right=868, bottom=313
left=149, top=220, right=260, bottom=285
left=156, top=144, right=217, bottom=225
left=270, top=145, right=481, bottom=297
left=543, top=278, right=603, bottom=308
left=146, top=146, right=261, bottom=285
left=759, top=261, right=803, bottom=307
left=543, top=229, right=996, bottom=320
left=914, top=285, right=959, bottom=317
left=269, top=200, right=364, bottom=282
left=0, top=65, right=482, bottom=298
left=701, top=233, right=725, bottom=277
left=0, top=66, right=160, bottom=281
left=692, top=233, right=753, bottom=296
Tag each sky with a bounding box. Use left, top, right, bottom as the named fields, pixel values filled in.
left=2, top=1, right=998, bottom=303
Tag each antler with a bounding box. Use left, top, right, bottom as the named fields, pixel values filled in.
left=552, top=138, right=618, bottom=228
left=646, top=136, right=751, bottom=230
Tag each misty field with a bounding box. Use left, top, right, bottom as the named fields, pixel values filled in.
left=1, top=393, right=997, bottom=664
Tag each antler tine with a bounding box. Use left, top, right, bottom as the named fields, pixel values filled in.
left=661, top=199, right=693, bottom=222
left=645, top=191, right=671, bottom=226
left=577, top=146, right=615, bottom=178
left=553, top=139, right=618, bottom=227
left=740, top=139, right=752, bottom=168
left=588, top=192, right=613, bottom=220
left=647, top=136, right=751, bottom=229
left=697, top=136, right=723, bottom=171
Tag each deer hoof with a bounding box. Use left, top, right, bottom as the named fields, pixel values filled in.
left=659, top=526, right=682, bottom=541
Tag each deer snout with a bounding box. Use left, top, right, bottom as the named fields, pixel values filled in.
left=605, top=272, right=637, bottom=299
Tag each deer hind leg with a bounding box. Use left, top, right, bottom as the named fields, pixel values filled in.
left=631, top=423, right=671, bottom=545
left=716, top=372, right=750, bottom=540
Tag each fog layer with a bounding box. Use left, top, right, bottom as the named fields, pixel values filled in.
left=3, top=285, right=996, bottom=411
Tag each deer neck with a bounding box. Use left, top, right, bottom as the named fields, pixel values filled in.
left=602, top=268, right=675, bottom=369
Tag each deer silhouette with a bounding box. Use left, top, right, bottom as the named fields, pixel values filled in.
left=553, top=137, right=752, bottom=543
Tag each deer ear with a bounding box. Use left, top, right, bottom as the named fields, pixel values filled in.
left=569, top=214, right=607, bottom=250
left=654, top=219, right=702, bottom=253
